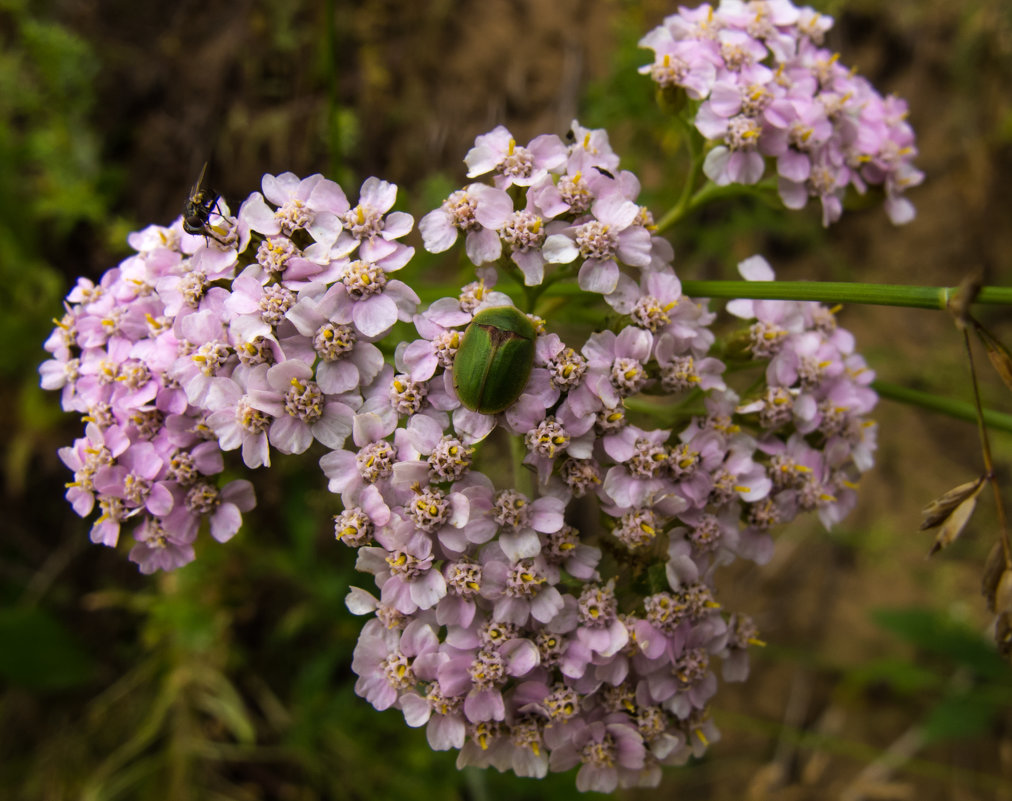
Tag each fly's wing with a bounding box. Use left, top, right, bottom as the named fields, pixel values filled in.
left=190, top=162, right=209, bottom=200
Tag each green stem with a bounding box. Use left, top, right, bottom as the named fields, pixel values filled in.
left=872, top=380, right=1012, bottom=435
left=541, top=278, right=1012, bottom=309
left=654, top=176, right=778, bottom=233
left=654, top=115, right=703, bottom=233
left=679, top=280, right=1012, bottom=310
left=509, top=431, right=534, bottom=497
left=526, top=265, right=575, bottom=312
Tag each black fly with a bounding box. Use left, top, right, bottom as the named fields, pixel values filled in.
left=183, top=162, right=223, bottom=240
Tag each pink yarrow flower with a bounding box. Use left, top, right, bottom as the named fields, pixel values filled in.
left=464, top=125, right=568, bottom=189
left=542, top=193, right=653, bottom=294
left=419, top=183, right=513, bottom=265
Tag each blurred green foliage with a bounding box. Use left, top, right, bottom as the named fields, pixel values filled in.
left=0, top=606, right=96, bottom=689
left=0, top=0, right=119, bottom=378
left=870, top=607, right=1012, bottom=744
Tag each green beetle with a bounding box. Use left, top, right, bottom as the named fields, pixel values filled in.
left=452, top=305, right=537, bottom=415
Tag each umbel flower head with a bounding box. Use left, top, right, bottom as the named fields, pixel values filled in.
left=42, top=2, right=897, bottom=788
left=42, top=143, right=877, bottom=788
left=42, top=128, right=877, bottom=787
left=327, top=120, right=875, bottom=789
left=639, top=0, right=923, bottom=225
left=40, top=172, right=417, bottom=571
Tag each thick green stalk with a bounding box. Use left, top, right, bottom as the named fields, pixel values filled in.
left=543, top=279, right=1012, bottom=309
left=679, top=280, right=1012, bottom=310
left=872, top=380, right=1012, bottom=435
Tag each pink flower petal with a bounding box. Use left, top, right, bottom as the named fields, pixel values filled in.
left=353, top=294, right=398, bottom=337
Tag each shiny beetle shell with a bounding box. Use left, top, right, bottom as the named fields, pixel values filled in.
left=452, top=306, right=537, bottom=415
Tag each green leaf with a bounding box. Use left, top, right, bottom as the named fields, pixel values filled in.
left=872, top=607, right=1010, bottom=680
left=921, top=689, right=997, bottom=744
left=0, top=606, right=96, bottom=690
left=193, top=669, right=257, bottom=745
left=845, top=657, right=940, bottom=696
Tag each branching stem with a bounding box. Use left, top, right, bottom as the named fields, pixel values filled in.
left=962, top=328, right=1012, bottom=567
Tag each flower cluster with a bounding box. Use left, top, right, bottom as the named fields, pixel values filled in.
left=42, top=106, right=880, bottom=787
left=42, top=129, right=878, bottom=788
left=40, top=227, right=256, bottom=573
left=639, top=0, right=923, bottom=225
left=41, top=172, right=417, bottom=572
left=420, top=120, right=667, bottom=311
left=41, top=1, right=903, bottom=785
left=331, top=124, right=877, bottom=790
